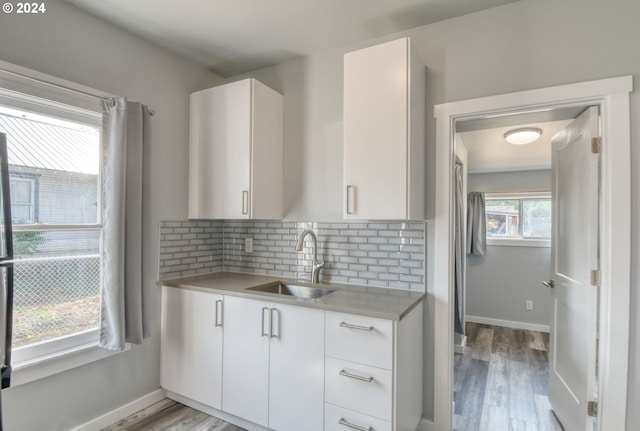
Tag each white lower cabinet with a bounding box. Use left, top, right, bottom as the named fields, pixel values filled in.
left=161, top=287, right=223, bottom=409
left=325, top=404, right=392, bottom=431
left=221, top=295, right=271, bottom=426
left=222, top=295, right=325, bottom=431
left=325, top=357, right=393, bottom=421
left=161, top=287, right=423, bottom=431
left=324, top=306, right=423, bottom=431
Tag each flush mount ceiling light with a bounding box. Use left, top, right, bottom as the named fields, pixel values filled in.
left=504, top=127, right=542, bottom=145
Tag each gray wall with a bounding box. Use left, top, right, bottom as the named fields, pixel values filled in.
left=0, top=1, right=222, bottom=430
left=467, top=246, right=551, bottom=326
left=466, top=171, right=552, bottom=328
left=226, top=0, right=640, bottom=425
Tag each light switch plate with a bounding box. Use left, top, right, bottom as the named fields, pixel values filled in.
left=245, top=237, right=253, bottom=253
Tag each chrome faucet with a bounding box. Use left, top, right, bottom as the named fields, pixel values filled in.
left=295, top=229, right=325, bottom=284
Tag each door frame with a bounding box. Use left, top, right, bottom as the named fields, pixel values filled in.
left=429, top=76, right=632, bottom=431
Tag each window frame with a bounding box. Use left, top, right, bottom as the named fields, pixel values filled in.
left=0, top=68, right=109, bottom=378
left=9, top=175, right=37, bottom=224
left=484, top=191, right=552, bottom=247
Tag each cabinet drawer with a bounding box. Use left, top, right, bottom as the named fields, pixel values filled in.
left=326, top=312, right=393, bottom=369
left=325, top=357, right=393, bottom=421
left=325, top=403, right=392, bottom=431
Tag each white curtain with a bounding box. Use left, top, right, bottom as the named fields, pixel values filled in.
left=100, top=98, right=150, bottom=351
left=466, top=192, right=487, bottom=256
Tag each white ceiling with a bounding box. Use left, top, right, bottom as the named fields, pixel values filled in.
left=459, top=119, right=573, bottom=173
left=64, top=0, right=520, bottom=77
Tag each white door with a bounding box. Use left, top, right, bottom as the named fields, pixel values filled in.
left=343, top=38, right=409, bottom=219
left=189, top=79, right=251, bottom=219
left=548, top=106, right=599, bottom=431
left=269, top=303, right=325, bottom=431
left=222, top=296, right=270, bottom=426
left=161, top=287, right=223, bottom=409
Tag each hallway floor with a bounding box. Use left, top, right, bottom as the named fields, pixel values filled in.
left=454, top=322, right=564, bottom=431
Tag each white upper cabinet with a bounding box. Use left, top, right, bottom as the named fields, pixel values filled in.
left=343, top=37, right=425, bottom=220
left=189, top=78, right=283, bottom=219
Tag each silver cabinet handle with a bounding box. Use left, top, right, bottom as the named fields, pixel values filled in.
left=338, top=417, right=373, bottom=431
left=261, top=307, right=270, bottom=337
left=215, top=299, right=223, bottom=327
left=242, top=190, right=249, bottom=215
left=270, top=308, right=280, bottom=338
left=542, top=279, right=555, bottom=288
left=346, top=185, right=355, bottom=214
left=339, top=369, right=374, bottom=383
left=340, top=321, right=373, bottom=331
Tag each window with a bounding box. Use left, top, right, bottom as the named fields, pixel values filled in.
left=0, top=97, right=103, bottom=364
left=10, top=176, right=37, bottom=224
left=485, top=192, right=551, bottom=245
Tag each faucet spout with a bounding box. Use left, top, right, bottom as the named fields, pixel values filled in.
left=295, top=230, right=325, bottom=284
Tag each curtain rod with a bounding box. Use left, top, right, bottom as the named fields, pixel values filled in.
left=0, top=68, right=155, bottom=116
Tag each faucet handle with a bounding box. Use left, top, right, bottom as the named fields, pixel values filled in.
left=318, top=254, right=326, bottom=267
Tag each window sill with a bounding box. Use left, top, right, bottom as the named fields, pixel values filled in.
left=486, top=238, right=551, bottom=248
left=11, top=341, right=130, bottom=387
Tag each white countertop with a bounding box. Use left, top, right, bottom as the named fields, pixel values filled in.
left=158, top=271, right=424, bottom=321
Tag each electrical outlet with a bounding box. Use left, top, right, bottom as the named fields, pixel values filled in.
left=245, top=237, right=253, bottom=253
left=526, top=300, right=533, bottom=311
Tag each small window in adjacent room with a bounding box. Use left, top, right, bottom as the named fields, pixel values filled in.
left=485, top=192, right=551, bottom=246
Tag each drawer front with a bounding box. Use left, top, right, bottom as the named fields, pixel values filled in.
left=326, top=311, right=393, bottom=369
left=325, top=357, right=393, bottom=421
left=325, top=403, right=392, bottom=431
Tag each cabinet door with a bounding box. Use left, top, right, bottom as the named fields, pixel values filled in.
left=344, top=38, right=409, bottom=219
left=222, top=295, right=270, bottom=426
left=189, top=80, right=251, bottom=219
left=269, top=303, right=325, bottom=431
left=161, top=287, right=223, bottom=409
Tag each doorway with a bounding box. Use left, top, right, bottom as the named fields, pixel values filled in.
left=451, top=108, right=577, bottom=430
left=429, top=77, right=632, bottom=431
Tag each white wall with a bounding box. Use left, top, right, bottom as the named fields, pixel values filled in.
left=226, top=0, right=640, bottom=426
left=0, top=1, right=222, bottom=429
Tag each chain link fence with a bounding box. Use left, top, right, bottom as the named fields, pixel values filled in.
left=12, top=255, right=101, bottom=347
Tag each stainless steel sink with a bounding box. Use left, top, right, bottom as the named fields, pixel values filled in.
left=247, top=283, right=335, bottom=299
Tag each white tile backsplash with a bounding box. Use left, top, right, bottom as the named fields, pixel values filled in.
left=159, top=219, right=425, bottom=291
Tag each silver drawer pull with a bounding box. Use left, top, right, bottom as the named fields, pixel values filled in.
left=339, top=369, right=374, bottom=383
left=338, top=417, right=373, bottom=431
left=340, top=321, right=373, bottom=331
left=215, top=299, right=223, bottom=327
left=242, top=190, right=249, bottom=215
left=261, top=307, right=270, bottom=337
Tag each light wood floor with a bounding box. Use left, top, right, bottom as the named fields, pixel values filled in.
left=454, top=322, right=564, bottom=431
left=100, top=399, right=245, bottom=431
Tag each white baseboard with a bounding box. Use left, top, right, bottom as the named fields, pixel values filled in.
left=418, top=417, right=435, bottom=430
left=454, top=334, right=467, bottom=353
left=70, top=389, right=166, bottom=431
left=466, top=315, right=550, bottom=333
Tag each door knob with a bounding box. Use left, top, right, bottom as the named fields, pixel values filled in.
left=542, top=279, right=555, bottom=288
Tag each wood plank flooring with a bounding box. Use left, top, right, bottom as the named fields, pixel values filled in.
left=100, top=399, right=246, bottom=431
left=454, top=322, right=564, bottom=431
